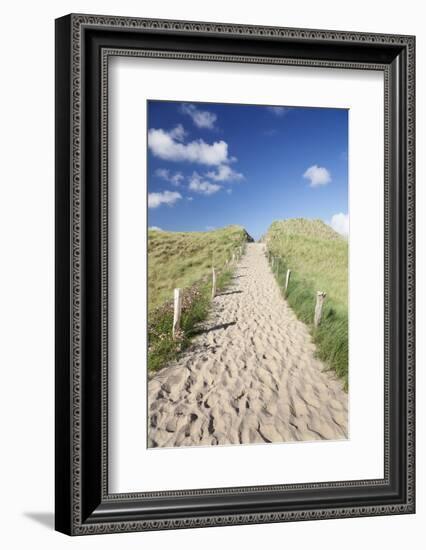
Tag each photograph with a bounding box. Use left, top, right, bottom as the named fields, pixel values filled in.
left=51, top=10, right=415, bottom=538
left=147, top=100, right=349, bottom=448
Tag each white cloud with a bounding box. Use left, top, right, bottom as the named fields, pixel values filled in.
left=187, top=196, right=194, bottom=201
left=205, top=164, right=244, bottom=182
left=148, top=190, right=182, bottom=208
left=181, top=103, right=217, bottom=129
left=303, top=165, right=332, bottom=187
left=169, top=123, right=186, bottom=141
left=148, top=126, right=230, bottom=165
left=154, top=168, right=184, bottom=186
left=155, top=168, right=170, bottom=180
left=329, top=212, right=349, bottom=237
left=206, top=226, right=216, bottom=231
left=188, top=172, right=221, bottom=196
left=171, top=173, right=184, bottom=185
left=267, top=106, right=289, bottom=116
left=149, top=226, right=163, bottom=231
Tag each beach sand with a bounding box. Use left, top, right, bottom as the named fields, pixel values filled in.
left=148, top=242, right=348, bottom=448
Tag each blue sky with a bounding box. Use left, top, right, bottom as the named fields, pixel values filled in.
left=147, top=100, right=348, bottom=241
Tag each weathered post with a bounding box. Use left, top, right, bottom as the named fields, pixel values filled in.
left=211, top=267, right=217, bottom=299
left=232, top=252, right=235, bottom=264
left=271, top=256, right=275, bottom=269
left=285, top=269, right=291, bottom=294
left=172, top=288, right=182, bottom=339
left=314, top=291, right=327, bottom=327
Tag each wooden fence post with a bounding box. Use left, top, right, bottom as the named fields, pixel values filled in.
left=172, top=288, right=182, bottom=339
left=211, top=267, right=216, bottom=299
left=314, top=291, right=327, bottom=327
left=285, top=269, right=291, bottom=294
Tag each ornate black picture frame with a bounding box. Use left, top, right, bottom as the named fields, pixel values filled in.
left=55, top=14, right=415, bottom=535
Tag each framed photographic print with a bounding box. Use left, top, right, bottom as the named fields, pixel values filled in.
left=55, top=14, right=415, bottom=535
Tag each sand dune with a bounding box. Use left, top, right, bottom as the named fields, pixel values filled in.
left=148, top=243, right=348, bottom=448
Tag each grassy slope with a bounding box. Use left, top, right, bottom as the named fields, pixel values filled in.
left=266, top=219, right=348, bottom=388
left=148, top=225, right=251, bottom=372
left=148, top=225, right=251, bottom=311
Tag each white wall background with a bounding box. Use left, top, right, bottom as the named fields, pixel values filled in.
left=0, top=0, right=422, bottom=548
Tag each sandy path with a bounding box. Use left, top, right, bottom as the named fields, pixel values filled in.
left=148, top=243, right=348, bottom=448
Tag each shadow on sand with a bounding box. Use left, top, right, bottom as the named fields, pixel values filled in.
left=218, top=290, right=243, bottom=296
left=194, top=321, right=237, bottom=335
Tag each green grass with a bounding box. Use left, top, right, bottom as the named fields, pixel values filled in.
left=148, top=225, right=251, bottom=373
left=148, top=225, right=252, bottom=311
left=266, top=218, right=348, bottom=389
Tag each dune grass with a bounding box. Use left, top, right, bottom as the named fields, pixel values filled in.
left=148, top=225, right=251, bottom=373
left=148, top=225, right=251, bottom=311
left=266, top=219, right=348, bottom=389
